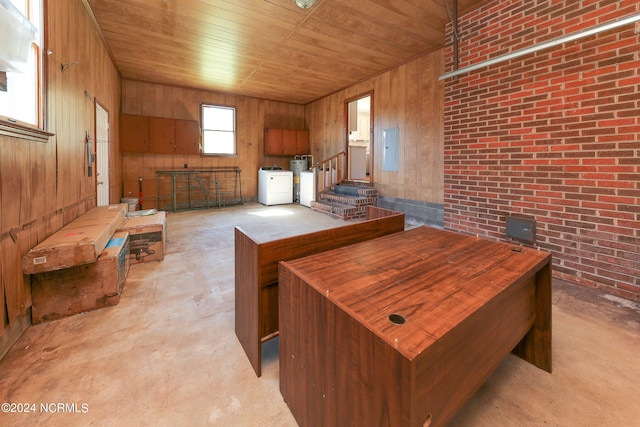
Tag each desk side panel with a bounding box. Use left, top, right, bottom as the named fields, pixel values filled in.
left=365, top=206, right=404, bottom=220
left=412, top=274, right=537, bottom=427
left=280, top=263, right=413, bottom=427
left=260, top=214, right=405, bottom=285
left=234, top=227, right=262, bottom=377
left=512, top=259, right=552, bottom=372
left=280, top=265, right=334, bottom=427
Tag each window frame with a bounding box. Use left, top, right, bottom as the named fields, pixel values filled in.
left=200, top=103, right=237, bottom=156
left=0, top=0, right=46, bottom=138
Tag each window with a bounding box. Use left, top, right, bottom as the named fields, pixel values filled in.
left=202, top=104, right=236, bottom=155
left=0, top=0, right=43, bottom=127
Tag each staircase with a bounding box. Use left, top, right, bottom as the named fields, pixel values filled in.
left=310, top=183, right=377, bottom=220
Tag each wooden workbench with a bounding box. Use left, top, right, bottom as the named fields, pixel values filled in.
left=279, top=226, right=551, bottom=427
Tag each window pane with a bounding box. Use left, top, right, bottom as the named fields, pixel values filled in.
left=9, top=0, right=26, bottom=15
left=0, top=45, right=37, bottom=124
left=203, top=107, right=234, bottom=131
left=203, top=130, right=235, bottom=154
left=0, top=0, right=41, bottom=126
left=201, top=104, right=236, bottom=154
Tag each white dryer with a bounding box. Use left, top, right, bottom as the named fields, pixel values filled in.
left=258, top=167, right=293, bottom=206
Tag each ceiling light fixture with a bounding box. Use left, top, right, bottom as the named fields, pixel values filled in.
left=295, top=0, right=316, bottom=9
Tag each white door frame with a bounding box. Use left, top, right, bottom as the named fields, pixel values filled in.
left=96, top=103, right=110, bottom=206
left=346, top=93, right=373, bottom=183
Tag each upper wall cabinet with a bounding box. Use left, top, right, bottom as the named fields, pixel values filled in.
left=121, top=114, right=200, bottom=155
left=175, top=119, right=201, bottom=154
left=121, top=114, right=150, bottom=152
left=150, top=117, right=175, bottom=154
left=265, top=127, right=310, bottom=156
left=296, top=130, right=310, bottom=155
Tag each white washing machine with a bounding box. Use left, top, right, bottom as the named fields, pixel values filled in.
left=258, top=167, right=293, bottom=206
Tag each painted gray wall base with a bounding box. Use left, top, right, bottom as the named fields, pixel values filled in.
left=377, top=196, right=444, bottom=228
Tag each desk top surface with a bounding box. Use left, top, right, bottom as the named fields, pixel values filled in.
left=281, top=226, right=551, bottom=359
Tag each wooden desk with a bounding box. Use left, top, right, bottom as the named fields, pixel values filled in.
left=235, top=206, right=405, bottom=377
left=279, top=226, right=551, bottom=427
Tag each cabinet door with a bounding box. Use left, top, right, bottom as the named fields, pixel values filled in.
left=121, top=114, right=150, bottom=152
left=296, top=130, right=310, bottom=155
left=150, top=117, right=176, bottom=154
left=282, top=129, right=297, bottom=156
left=265, top=128, right=283, bottom=155
left=175, top=119, right=200, bottom=155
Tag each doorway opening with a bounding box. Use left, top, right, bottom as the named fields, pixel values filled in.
left=95, top=102, right=110, bottom=206
left=346, top=93, right=372, bottom=184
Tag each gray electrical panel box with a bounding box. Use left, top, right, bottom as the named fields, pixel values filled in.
left=383, top=127, right=399, bottom=172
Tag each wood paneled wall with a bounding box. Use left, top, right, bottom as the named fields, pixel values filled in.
left=0, top=0, right=121, bottom=353
left=305, top=49, right=445, bottom=205
left=121, top=80, right=306, bottom=206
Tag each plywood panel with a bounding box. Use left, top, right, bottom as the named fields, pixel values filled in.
left=121, top=79, right=306, bottom=202
left=306, top=49, right=445, bottom=206
left=2, top=234, right=25, bottom=324
left=0, top=262, right=5, bottom=336
left=0, top=0, right=122, bottom=345
left=0, top=140, right=20, bottom=236
left=85, top=0, right=485, bottom=104
left=404, top=60, right=418, bottom=201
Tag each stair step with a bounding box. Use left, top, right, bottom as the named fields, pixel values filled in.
left=332, top=183, right=377, bottom=197
left=321, top=192, right=376, bottom=207
left=311, top=183, right=377, bottom=221
left=310, top=201, right=368, bottom=220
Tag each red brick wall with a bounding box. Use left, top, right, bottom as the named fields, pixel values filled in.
left=443, top=0, right=640, bottom=300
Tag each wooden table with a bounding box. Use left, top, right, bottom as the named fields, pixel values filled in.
left=279, top=226, right=551, bottom=427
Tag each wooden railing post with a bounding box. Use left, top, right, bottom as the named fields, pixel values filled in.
left=312, top=151, right=346, bottom=200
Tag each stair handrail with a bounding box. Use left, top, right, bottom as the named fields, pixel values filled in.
left=313, top=150, right=346, bottom=200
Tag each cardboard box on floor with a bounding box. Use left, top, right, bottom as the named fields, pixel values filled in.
left=22, top=204, right=128, bottom=274
left=30, top=231, right=131, bottom=324
left=117, top=211, right=166, bottom=264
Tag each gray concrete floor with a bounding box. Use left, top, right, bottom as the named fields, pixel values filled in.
left=1, top=203, right=639, bottom=426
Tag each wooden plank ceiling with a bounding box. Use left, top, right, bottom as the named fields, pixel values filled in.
left=86, top=0, right=486, bottom=104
